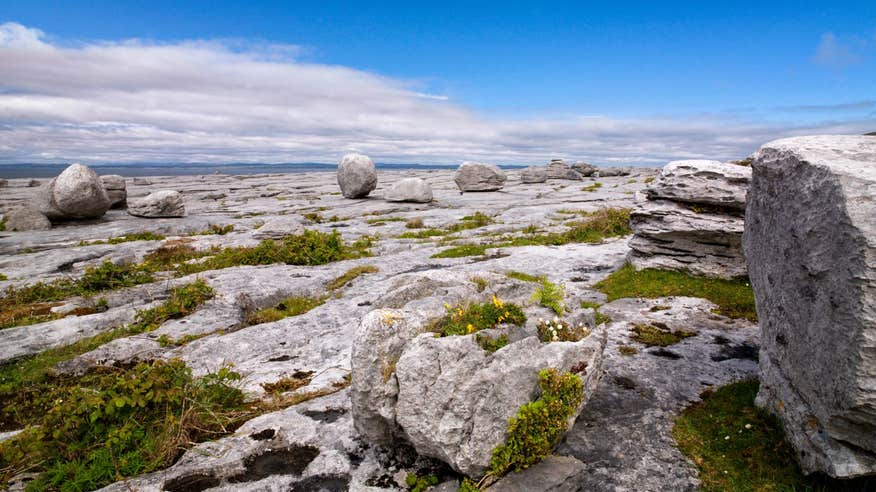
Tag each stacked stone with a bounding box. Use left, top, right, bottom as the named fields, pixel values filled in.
left=745, top=135, right=876, bottom=478
left=628, top=159, right=751, bottom=279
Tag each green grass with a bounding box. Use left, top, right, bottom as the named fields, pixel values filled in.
left=189, top=224, right=235, bottom=235
left=644, top=176, right=656, bottom=184
left=326, top=265, right=379, bottom=291
left=673, top=380, right=876, bottom=492
left=594, top=264, right=757, bottom=321
left=630, top=322, right=695, bottom=346
left=434, top=297, right=526, bottom=337
left=530, top=277, right=565, bottom=315
left=494, top=207, right=631, bottom=248
left=0, top=273, right=6, bottom=281
left=0, top=360, right=250, bottom=491
left=246, top=296, right=326, bottom=326
left=398, top=228, right=446, bottom=239
left=505, top=271, right=541, bottom=283
left=431, top=244, right=488, bottom=258
left=582, top=182, right=602, bottom=192
left=81, top=231, right=166, bottom=245
left=0, top=216, right=6, bottom=232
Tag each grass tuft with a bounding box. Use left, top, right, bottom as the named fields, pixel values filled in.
left=594, top=264, right=756, bottom=321
left=581, top=182, right=602, bottom=192
left=327, top=265, right=379, bottom=291
left=630, top=322, right=695, bottom=347
left=505, top=271, right=541, bottom=283
left=431, top=244, right=487, bottom=258
left=245, top=296, right=325, bottom=326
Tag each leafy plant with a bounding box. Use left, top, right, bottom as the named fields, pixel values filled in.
left=489, top=369, right=583, bottom=476
left=434, top=296, right=526, bottom=337
left=405, top=472, right=439, bottom=492
left=476, top=333, right=509, bottom=353
left=531, top=277, right=565, bottom=315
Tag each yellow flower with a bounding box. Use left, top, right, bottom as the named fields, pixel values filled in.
left=444, top=302, right=451, bottom=310
left=467, top=323, right=476, bottom=334
left=491, top=295, right=503, bottom=308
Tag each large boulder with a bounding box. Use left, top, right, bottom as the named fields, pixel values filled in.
left=2, top=207, right=51, bottom=231
left=571, top=161, right=597, bottom=177
left=595, top=167, right=631, bottom=177
left=745, top=135, right=876, bottom=478
left=520, top=166, right=548, bottom=184
left=127, top=190, right=186, bottom=218
left=337, top=153, right=377, bottom=198
left=545, top=159, right=582, bottom=180
left=100, top=174, right=127, bottom=209
left=646, top=160, right=751, bottom=210
left=32, top=163, right=111, bottom=221
left=385, top=177, right=433, bottom=203
left=454, top=162, right=506, bottom=192
left=628, top=199, right=746, bottom=278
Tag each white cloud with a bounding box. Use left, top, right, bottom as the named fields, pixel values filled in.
left=812, top=32, right=862, bottom=68
left=0, top=22, right=872, bottom=166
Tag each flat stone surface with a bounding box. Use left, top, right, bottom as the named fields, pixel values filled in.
left=646, top=159, right=750, bottom=209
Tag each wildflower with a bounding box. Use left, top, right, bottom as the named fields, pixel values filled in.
left=744, top=424, right=751, bottom=429
left=467, top=323, right=476, bottom=334
left=491, top=295, right=503, bottom=308
left=444, top=302, right=451, bottom=310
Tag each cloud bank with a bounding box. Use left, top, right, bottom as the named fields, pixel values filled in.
left=0, top=22, right=872, bottom=166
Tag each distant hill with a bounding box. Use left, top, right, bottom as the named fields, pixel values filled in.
left=866, top=132, right=876, bottom=136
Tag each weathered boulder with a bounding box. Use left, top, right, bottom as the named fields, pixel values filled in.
left=595, top=167, right=631, bottom=177
left=545, top=160, right=583, bottom=180
left=100, top=174, right=127, bottom=209
left=32, top=163, right=111, bottom=221
left=628, top=199, right=746, bottom=278
left=454, top=162, right=506, bottom=191
left=1, top=207, right=51, bottom=231
left=646, top=160, right=751, bottom=210
left=520, top=166, right=548, bottom=184
left=571, top=161, right=597, bottom=177
left=395, top=329, right=604, bottom=477
left=385, top=177, right=433, bottom=203
left=337, top=153, right=377, bottom=198
left=127, top=190, right=186, bottom=218
left=745, top=135, right=876, bottom=478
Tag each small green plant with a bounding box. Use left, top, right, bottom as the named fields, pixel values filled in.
left=156, top=332, right=213, bottom=347
left=327, top=265, right=379, bottom=291
left=405, top=473, right=440, bottom=492
left=191, top=224, right=235, bottom=236
left=405, top=217, right=425, bottom=229
left=630, top=322, right=695, bottom=347
left=581, top=182, right=602, bottom=192
left=495, top=208, right=630, bottom=248
left=505, top=271, right=541, bottom=283
left=618, top=345, right=638, bottom=355
left=448, top=212, right=493, bottom=232
left=0, top=216, right=6, bottom=232
left=489, top=368, right=583, bottom=476
left=580, top=301, right=612, bottom=325
left=431, top=244, right=487, bottom=258
left=261, top=370, right=314, bottom=394
left=530, top=277, right=565, bottom=315
left=644, top=176, right=655, bottom=184
left=458, top=478, right=481, bottom=491
left=594, top=264, right=756, bottom=321
left=626, top=178, right=637, bottom=184
left=434, top=296, right=526, bottom=337
left=471, top=276, right=489, bottom=292
left=476, top=333, right=510, bottom=353
left=0, top=273, right=6, bottom=281
left=398, top=228, right=446, bottom=239
left=536, top=317, right=590, bottom=342
left=246, top=296, right=325, bottom=326
left=129, top=280, right=214, bottom=332
left=84, top=231, right=167, bottom=245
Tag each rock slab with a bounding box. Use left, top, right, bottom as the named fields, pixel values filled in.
left=385, top=177, right=433, bottom=203
left=2, top=207, right=51, bottom=231
left=745, top=135, right=876, bottom=478
left=127, top=190, right=186, bottom=218
left=646, top=159, right=750, bottom=209
left=337, top=153, right=377, bottom=198
left=454, top=162, right=506, bottom=192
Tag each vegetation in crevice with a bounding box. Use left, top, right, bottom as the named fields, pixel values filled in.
left=618, top=345, right=638, bottom=355
left=405, top=217, right=424, bottom=229
left=489, top=207, right=631, bottom=248
left=476, top=333, right=510, bottom=353
left=326, top=265, right=379, bottom=291
left=245, top=295, right=325, bottom=326
left=488, top=369, right=583, bottom=477
left=261, top=370, right=314, bottom=394
left=673, top=380, right=876, bottom=491
left=433, top=296, right=526, bottom=337
left=79, top=231, right=166, bottom=246
left=536, top=318, right=589, bottom=343
left=470, top=276, right=489, bottom=292
left=530, top=277, right=565, bottom=315
left=580, top=301, right=612, bottom=325
left=630, top=322, right=695, bottom=347
left=406, top=472, right=440, bottom=492
left=504, top=271, right=541, bottom=283
left=189, top=224, right=235, bottom=236
left=594, top=264, right=756, bottom=321
left=431, top=244, right=487, bottom=258
left=581, top=182, right=602, bottom=192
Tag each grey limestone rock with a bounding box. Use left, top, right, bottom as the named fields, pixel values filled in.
left=454, top=162, right=506, bottom=191
left=337, top=153, right=377, bottom=198
left=745, top=134, right=876, bottom=478
left=385, top=177, right=433, bottom=203
left=2, top=207, right=51, bottom=231
left=571, top=161, right=597, bottom=177
left=32, top=163, right=111, bottom=220
left=646, top=159, right=751, bottom=210
left=100, top=174, right=127, bottom=209
left=545, top=159, right=583, bottom=180
left=487, top=455, right=585, bottom=492
left=520, top=166, right=548, bottom=183
left=127, top=190, right=186, bottom=218
left=596, top=167, right=631, bottom=177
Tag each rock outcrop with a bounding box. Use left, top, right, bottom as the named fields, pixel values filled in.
left=594, top=167, right=631, bottom=177
left=337, top=153, right=377, bottom=198
left=745, top=135, right=876, bottom=478
left=520, top=166, right=548, bottom=183
left=1, top=207, right=51, bottom=231
left=545, top=159, right=583, bottom=180
left=454, top=162, right=506, bottom=191
left=571, top=161, right=597, bottom=177
left=100, top=174, right=127, bottom=209
left=629, top=159, right=750, bottom=279
left=385, top=177, right=433, bottom=203
left=32, top=163, right=111, bottom=221
left=127, top=190, right=186, bottom=218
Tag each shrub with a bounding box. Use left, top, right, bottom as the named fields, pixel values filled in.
left=530, top=277, right=565, bottom=315
left=489, top=369, right=583, bottom=476
left=594, top=264, right=756, bottom=321
left=434, top=296, right=526, bottom=337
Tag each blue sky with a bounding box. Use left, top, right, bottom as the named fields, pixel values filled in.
left=0, top=1, right=874, bottom=165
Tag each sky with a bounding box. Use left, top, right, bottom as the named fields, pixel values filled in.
left=0, top=1, right=874, bottom=166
